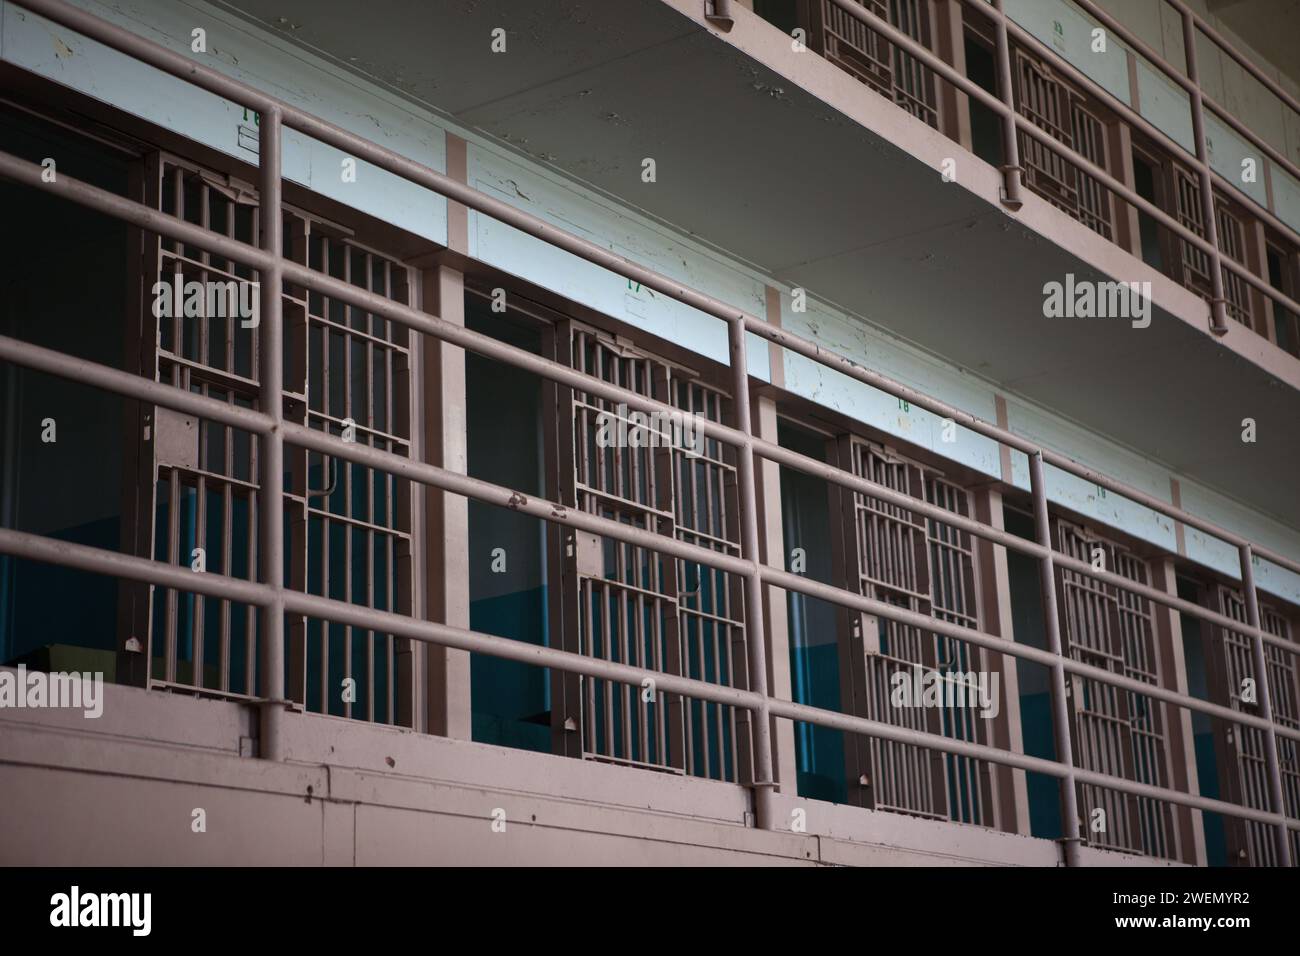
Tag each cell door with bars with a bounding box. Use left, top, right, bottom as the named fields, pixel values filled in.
left=1012, top=50, right=1113, bottom=240
left=1055, top=522, right=1174, bottom=858
left=1170, top=165, right=1253, bottom=326
left=1209, top=590, right=1300, bottom=865
left=543, top=321, right=748, bottom=781
left=830, top=438, right=993, bottom=824
left=804, top=0, right=940, bottom=128
left=121, top=153, right=416, bottom=724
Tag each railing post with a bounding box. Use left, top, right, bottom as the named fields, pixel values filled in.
left=727, top=316, right=777, bottom=831
left=704, top=0, right=734, bottom=30
left=990, top=0, right=1024, bottom=210
left=1028, top=452, right=1082, bottom=865
left=258, top=105, right=288, bottom=760
left=1181, top=9, right=1230, bottom=335
left=1239, top=544, right=1294, bottom=866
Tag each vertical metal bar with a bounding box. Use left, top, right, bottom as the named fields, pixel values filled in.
left=319, top=240, right=332, bottom=714
left=220, top=479, right=232, bottom=693
left=194, top=474, right=207, bottom=688
left=1240, top=544, right=1294, bottom=866
left=1028, top=451, right=1082, bottom=865
left=220, top=190, right=237, bottom=694
left=990, top=0, right=1024, bottom=210
left=365, top=251, right=376, bottom=723
left=258, top=106, right=287, bottom=760
left=343, top=250, right=354, bottom=720
left=245, top=488, right=258, bottom=694
left=384, top=260, right=396, bottom=725
left=1181, top=10, right=1230, bottom=335
left=725, top=317, right=775, bottom=829
left=165, top=469, right=179, bottom=682
left=194, top=183, right=210, bottom=684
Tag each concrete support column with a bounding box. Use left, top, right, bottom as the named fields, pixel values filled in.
left=421, top=132, right=472, bottom=740
left=1242, top=216, right=1272, bottom=341
left=1107, top=119, right=1142, bottom=260
left=935, top=0, right=973, bottom=151
left=1151, top=556, right=1207, bottom=866
left=754, top=391, right=799, bottom=794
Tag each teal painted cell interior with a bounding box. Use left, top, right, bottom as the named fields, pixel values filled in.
left=471, top=585, right=551, bottom=753
left=779, top=421, right=848, bottom=804
left=0, top=105, right=128, bottom=665
left=1177, top=575, right=1227, bottom=866
left=465, top=300, right=551, bottom=752
left=1004, top=505, right=1064, bottom=840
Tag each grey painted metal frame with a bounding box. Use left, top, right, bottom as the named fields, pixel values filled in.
left=2, top=0, right=1297, bottom=863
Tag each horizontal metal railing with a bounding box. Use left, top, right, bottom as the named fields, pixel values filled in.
left=1, top=321, right=1296, bottom=747
left=1075, top=0, right=1300, bottom=187
left=2, top=520, right=1291, bottom=836
left=1, top=0, right=1297, bottom=864
left=823, top=0, right=1300, bottom=337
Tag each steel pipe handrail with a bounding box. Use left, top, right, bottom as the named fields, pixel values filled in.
left=1071, top=0, right=1300, bottom=174
left=6, top=0, right=1299, bottom=859
left=256, top=104, right=287, bottom=759
left=1169, top=2, right=1300, bottom=119
left=1181, top=6, right=1232, bottom=335
left=5, top=320, right=1290, bottom=737
left=827, top=0, right=1300, bottom=331
left=14, top=0, right=1300, bottom=581
left=3, top=326, right=1293, bottom=743
left=1032, top=450, right=1082, bottom=863
left=756, top=435, right=1297, bottom=657
left=995, top=13, right=1300, bottom=279
left=7, top=132, right=1299, bottom=725
left=1241, top=543, right=1294, bottom=862
left=984, top=0, right=1300, bottom=307
left=13, top=147, right=1298, bottom=657
left=0, top=101, right=1296, bottom=711
left=0, top=523, right=1294, bottom=834
left=761, top=565, right=1297, bottom=739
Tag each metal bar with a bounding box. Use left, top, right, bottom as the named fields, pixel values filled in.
left=995, top=11, right=1300, bottom=245
left=258, top=106, right=287, bottom=758
left=764, top=549, right=1293, bottom=741
left=990, top=0, right=1024, bottom=209
left=1, top=522, right=1294, bottom=833
left=1030, top=452, right=1083, bottom=865
left=821, top=0, right=1200, bottom=253
left=1187, top=21, right=1300, bottom=120
left=3, top=326, right=1294, bottom=741
left=6, top=138, right=1300, bottom=583
left=757, top=434, right=1297, bottom=653
left=824, top=0, right=1300, bottom=325
left=5, top=0, right=1300, bottom=842
left=1241, top=544, right=1295, bottom=865
left=0, top=334, right=272, bottom=436
left=1179, top=9, right=1231, bottom=335
left=17, top=0, right=1300, bottom=500
left=726, top=317, right=776, bottom=825
left=1053, top=0, right=1300, bottom=193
